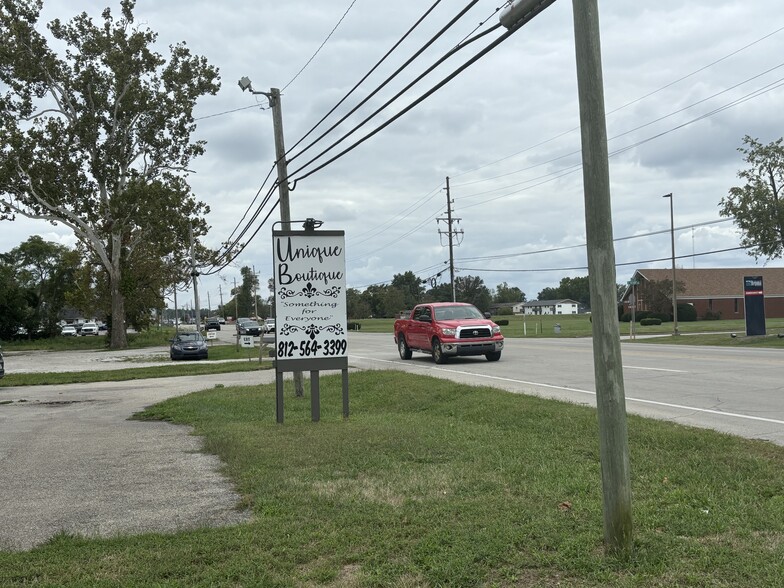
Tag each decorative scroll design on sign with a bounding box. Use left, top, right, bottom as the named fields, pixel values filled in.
left=280, top=323, right=345, bottom=339
left=278, top=282, right=342, bottom=300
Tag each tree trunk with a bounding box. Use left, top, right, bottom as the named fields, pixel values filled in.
left=109, top=275, right=128, bottom=349
left=108, top=233, right=128, bottom=349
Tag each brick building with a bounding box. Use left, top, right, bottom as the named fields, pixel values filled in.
left=620, top=268, right=784, bottom=319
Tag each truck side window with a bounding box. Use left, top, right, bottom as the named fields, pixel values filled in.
left=414, top=307, right=431, bottom=322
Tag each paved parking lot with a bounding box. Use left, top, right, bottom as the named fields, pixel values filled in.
left=0, top=359, right=272, bottom=551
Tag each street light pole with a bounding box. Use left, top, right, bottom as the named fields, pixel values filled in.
left=663, top=193, right=679, bottom=335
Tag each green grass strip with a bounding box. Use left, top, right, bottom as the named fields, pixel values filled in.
left=2, top=371, right=782, bottom=586
left=0, top=360, right=271, bottom=387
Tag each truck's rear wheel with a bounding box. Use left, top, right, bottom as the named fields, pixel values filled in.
left=432, top=338, right=448, bottom=364
left=398, top=336, right=412, bottom=360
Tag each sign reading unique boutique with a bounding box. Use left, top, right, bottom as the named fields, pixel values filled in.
left=273, top=230, right=348, bottom=369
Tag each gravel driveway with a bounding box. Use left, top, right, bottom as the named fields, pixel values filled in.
left=0, top=354, right=272, bottom=551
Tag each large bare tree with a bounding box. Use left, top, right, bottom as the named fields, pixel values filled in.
left=0, top=0, right=219, bottom=348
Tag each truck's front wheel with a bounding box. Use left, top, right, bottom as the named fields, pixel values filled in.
left=485, top=351, right=502, bottom=362
left=432, top=338, right=448, bottom=364
left=398, top=336, right=412, bottom=360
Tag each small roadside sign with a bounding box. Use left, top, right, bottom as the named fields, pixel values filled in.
left=206, top=330, right=217, bottom=340
left=240, top=335, right=254, bottom=348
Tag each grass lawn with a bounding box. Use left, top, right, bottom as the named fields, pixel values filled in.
left=631, top=332, right=784, bottom=348
left=2, top=371, right=782, bottom=586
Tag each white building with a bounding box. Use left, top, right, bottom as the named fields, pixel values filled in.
left=516, top=299, right=580, bottom=315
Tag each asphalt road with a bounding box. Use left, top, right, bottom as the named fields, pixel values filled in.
left=348, top=332, right=784, bottom=446
left=2, top=331, right=783, bottom=552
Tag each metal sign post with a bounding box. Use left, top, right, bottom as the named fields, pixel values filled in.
left=272, top=221, right=349, bottom=423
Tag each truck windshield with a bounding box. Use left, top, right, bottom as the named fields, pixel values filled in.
left=434, top=305, right=484, bottom=320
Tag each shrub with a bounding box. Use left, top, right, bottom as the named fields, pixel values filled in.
left=678, top=303, right=697, bottom=322
left=650, top=312, right=671, bottom=323
left=635, top=311, right=652, bottom=322
left=620, top=312, right=631, bottom=323
left=495, top=319, right=509, bottom=326
left=640, top=317, right=662, bottom=326
left=347, top=321, right=362, bottom=331
left=497, top=307, right=514, bottom=316
left=702, top=310, right=722, bottom=320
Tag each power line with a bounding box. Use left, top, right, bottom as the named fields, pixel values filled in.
left=286, top=0, right=446, bottom=154
left=286, top=0, right=484, bottom=169
left=452, top=62, right=784, bottom=193
left=281, top=0, right=361, bottom=92
left=456, top=242, right=762, bottom=274
left=455, top=218, right=735, bottom=262
left=288, top=22, right=510, bottom=184
left=450, top=24, right=784, bottom=181
left=194, top=104, right=265, bottom=121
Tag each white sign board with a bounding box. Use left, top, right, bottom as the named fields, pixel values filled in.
left=273, top=231, right=347, bottom=365
left=240, top=335, right=254, bottom=348
left=206, top=330, right=217, bottom=340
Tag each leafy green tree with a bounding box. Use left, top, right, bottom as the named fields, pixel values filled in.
left=380, top=287, right=406, bottom=318
left=557, top=276, right=591, bottom=307
left=233, top=266, right=258, bottom=318
left=719, top=136, right=784, bottom=260
left=346, top=288, right=371, bottom=319
left=424, top=282, right=453, bottom=303
left=455, top=275, right=492, bottom=312
left=640, top=279, right=685, bottom=318
left=0, top=1, right=219, bottom=348
left=0, top=262, right=33, bottom=339
left=391, top=271, right=425, bottom=309
left=493, top=282, right=525, bottom=304
left=537, top=286, right=560, bottom=301
left=6, top=236, right=80, bottom=335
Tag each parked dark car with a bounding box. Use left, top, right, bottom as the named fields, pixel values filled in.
left=170, top=332, right=209, bottom=361
left=238, top=320, right=261, bottom=337
left=205, top=317, right=221, bottom=331
left=0, top=347, right=4, bottom=378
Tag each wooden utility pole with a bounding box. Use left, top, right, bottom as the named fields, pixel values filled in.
left=437, top=177, right=463, bottom=302
left=234, top=277, right=239, bottom=351
left=268, top=87, right=305, bottom=397
left=189, top=223, right=201, bottom=333
left=219, top=284, right=224, bottom=319
left=572, top=0, right=633, bottom=554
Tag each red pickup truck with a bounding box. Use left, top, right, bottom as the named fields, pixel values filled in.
left=394, top=302, right=504, bottom=363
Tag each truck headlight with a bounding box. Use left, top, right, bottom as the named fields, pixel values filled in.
left=441, top=328, right=456, bottom=336
left=492, top=325, right=501, bottom=335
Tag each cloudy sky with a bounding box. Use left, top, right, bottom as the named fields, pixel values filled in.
left=4, top=0, right=784, bottom=311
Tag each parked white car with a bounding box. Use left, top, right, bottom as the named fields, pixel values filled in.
left=80, top=322, right=99, bottom=336
left=61, top=325, right=78, bottom=337
left=263, top=318, right=276, bottom=334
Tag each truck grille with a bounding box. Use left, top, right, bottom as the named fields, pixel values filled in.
left=458, top=327, right=491, bottom=339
